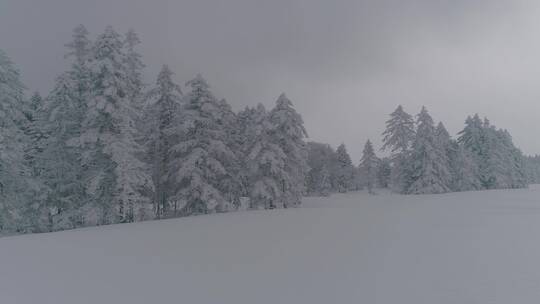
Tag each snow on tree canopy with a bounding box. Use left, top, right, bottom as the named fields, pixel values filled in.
left=407, top=106, right=452, bottom=194
left=170, top=74, right=240, bottom=215
left=80, top=26, right=153, bottom=224
left=0, top=49, right=36, bottom=232
left=143, top=65, right=183, bottom=217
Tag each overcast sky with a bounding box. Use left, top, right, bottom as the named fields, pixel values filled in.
left=2, top=0, right=540, bottom=160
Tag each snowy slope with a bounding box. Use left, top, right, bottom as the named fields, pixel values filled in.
left=2, top=187, right=540, bottom=304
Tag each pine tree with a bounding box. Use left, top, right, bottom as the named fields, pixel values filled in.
left=0, top=49, right=36, bottom=232
left=65, top=24, right=91, bottom=66
left=38, top=25, right=93, bottom=230
left=243, top=104, right=288, bottom=209
left=450, top=142, right=481, bottom=191
left=457, top=115, right=527, bottom=190
left=376, top=157, right=391, bottom=189
left=124, top=29, right=145, bottom=108
left=40, top=74, right=87, bottom=230
left=267, top=94, right=309, bottom=207
left=360, top=139, right=379, bottom=194
left=317, top=165, right=332, bottom=196
left=381, top=105, right=415, bottom=193
left=407, top=107, right=452, bottom=194
left=306, top=142, right=340, bottom=195
left=525, top=155, right=540, bottom=184
left=170, top=74, right=239, bottom=215
left=143, top=65, right=183, bottom=218
left=81, top=26, right=153, bottom=224
left=335, top=143, right=354, bottom=193
left=22, top=92, right=47, bottom=177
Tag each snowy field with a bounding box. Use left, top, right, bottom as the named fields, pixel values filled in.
left=2, top=186, right=540, bottom=304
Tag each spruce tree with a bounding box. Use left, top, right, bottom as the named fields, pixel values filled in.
left=124, top=29, right=145, bottom=109
left=22, top=92, right=47, bottom=178
left=317, top=165, right=332, bottom=196
left=143, top=65, right=183, bottom=217
left=81, top=26, right=153, bottom=224
left=381, top=105, right=415, bottom=193
left=335, top=143, right=354, bottom=193
left=306, top=142, right=340, bottom=195
left=376, top=157, right=391, bottom=189
left=243, top=104, right=288, bottom=209
left=267, top=94, right=309, bottom=207
left=38, top=25, right=93, bottom=230
left=170, top=75, right=239, bottom=215
left=407, top=107, right=452, bottom=194
left=0, top=49, right=36, bottom=232
left=360, top=139, right=379, bottom=194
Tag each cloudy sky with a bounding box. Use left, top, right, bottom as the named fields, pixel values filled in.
left=2, top=0, right=540, bottom=160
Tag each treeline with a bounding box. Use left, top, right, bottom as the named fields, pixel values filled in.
left=1, top=25, right=537, bottom=235
left=0, top=25, right=308, bottom=233
left=307, top=105, right=530, bottom=196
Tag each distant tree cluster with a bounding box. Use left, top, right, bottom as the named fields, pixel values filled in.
left=307, top=105, right=529, bottom=196
left=0, top=25, right=308, bottom=234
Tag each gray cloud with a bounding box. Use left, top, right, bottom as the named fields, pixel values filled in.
left=1, top=0, right=540, bottom=160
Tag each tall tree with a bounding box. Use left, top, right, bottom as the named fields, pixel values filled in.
left=359, top=139, right=379, bottom=194
left=267, top=94, right=309, bottom=207
left=457, top=115, right=527, bottom=190
left=81, top=26, right=153, bottom=224
left=306, top=142, right=340, bottom=195
left=407, top=107, right=452, bottom=194
left=170, top=75, right=239, bottom=215
left=22, top=92, right=47, bottom=178
left=38, top=25, right=93, bottom=230
left=381, top=105, right=415, bottom=193
left=0, top=49, right=36, bottom=232
left=143, top=65, right=183, bottom=218
left=124, top=29, right=145, bottom=107
left=243, top=104, right=288, bottom=209
left=317, top=165, right=332, bottom=196
left=376, top=157, right=392, bottom=189
left=335, top=143, right=354, bottom=193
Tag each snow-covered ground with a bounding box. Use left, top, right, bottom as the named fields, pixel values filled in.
left=2, top=186, right=540, bottom=304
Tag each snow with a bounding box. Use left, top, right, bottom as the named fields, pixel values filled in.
left=3, top=186, right=540, bottom=303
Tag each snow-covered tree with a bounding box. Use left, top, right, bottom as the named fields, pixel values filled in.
left=376, top=157, right=392, bottom=189
left=124, top=29, right=145, bottom=108
left=407, top=107, right=452, bottom=194
left=36, top=25, right=94, bottom=230
left=265, top=94, right=309, bottom=207
left=80, top=26, right=153, bottom=224
left=335, top=143, right=355, bottom=193
left=359, top=139, right=378, bottom=194
left=143, top=65, right=183, bottom=218
left=170, top=74, right=240, bottom=215
left=242, top=104, right=288, bottom=209
left=306, top=142, right=340, bottom=195
left=244, top=95, right=308, bottom=208
left=381, top=105, right=415, bottom=193
left=65, top=24, right=91, bottom=66
left=317, top=165, right=332, bottom=196
left=64, top=24, right=92, bottom=106
left=39, top=74, right=88, bottom=230
left=22, top=92, right=47, bottom=178
left=525, top=155, right=540, bottom=184
left=0, top=49, right=37, bottom=232
left=457, top=115, right=527, bottom=190
left=449, top=142, right=481, bottom=192
left=491, top=128, right=527, bottom=189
